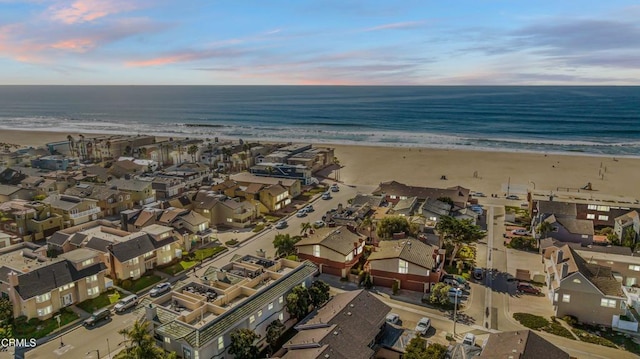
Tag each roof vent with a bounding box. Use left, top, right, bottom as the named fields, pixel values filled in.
left=333, top=331, right=338, bottom=335
left=349, top=304, right=354, bottom=308
left=347, top=312, right=352, bottom=316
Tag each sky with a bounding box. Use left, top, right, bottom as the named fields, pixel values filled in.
left=1, top=0, right=640, bottom=85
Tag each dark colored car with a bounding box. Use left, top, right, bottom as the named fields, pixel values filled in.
left=517, top=283, right=541, bottom=295
left=84, top=308, right=111, bottom=327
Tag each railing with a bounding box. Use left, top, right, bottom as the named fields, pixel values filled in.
left=68, top=207, right=101, bottom=219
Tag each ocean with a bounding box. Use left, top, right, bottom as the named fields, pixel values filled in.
left=0, top=86, right=639, bottom=156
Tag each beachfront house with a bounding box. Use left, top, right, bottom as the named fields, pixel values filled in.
left=539, top=215, right=594, bottom=246
left=419, top=197, right=452, bottom=224
left=372, top=181, right=470, bottom=210
left=281, top=289, right=391, bottom=359
left=5, top=249, right=108, bottom=320
left=614, top=211, right=640, bottom=244
left=30, top=155, right=70, bottom=171
left=366, top=239, right=444, bottom=293
left=543, top=245, right=627, bottom=327
left=249, top=162, right=313, bottom=185
left=295, top=226, right=365, bottom=277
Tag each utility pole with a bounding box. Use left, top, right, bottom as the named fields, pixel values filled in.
left=453, top=293, right=458, bottom=336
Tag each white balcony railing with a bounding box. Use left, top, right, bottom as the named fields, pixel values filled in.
left=68, top=207, right=101, bottom=219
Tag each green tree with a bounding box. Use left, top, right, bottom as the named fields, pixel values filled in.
left=0, top=298, right=12, bottom=324
left=300, top=222, right=312, bottom=236
left=266, top=319, right=285, bottom=354
left=377, top=216, right=410, bottom=240
left=308, top=280, right=330, bottom=307
left=536, top=220, right=554, bottom=239
left=435, top=216, right=485, bottom=266
left=622, top=226, right=637, bottom=248
left=273, top=234, right=298, bottom=257
left=405, top=337, right=447, bottom=359
left=229, top=328, right=260, bottom=359
left=425, top=343, right=448, bottom=358
left=429, top=282, right=452, bottom=306
left=187, top=145, right=198, bottom=162
left=117, top=320, right=169, bottom=359
left=286, top=285, right=310, bottom=320
left=359, top=217, right=375, bottom=241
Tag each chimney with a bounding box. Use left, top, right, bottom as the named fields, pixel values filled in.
left=556, top=249, right=563, bottom=264
left=7, top=271, right=19, bottom=287
left=145, top=303, right=158, bottom=323
left=561, top=262, right=569, bottom=278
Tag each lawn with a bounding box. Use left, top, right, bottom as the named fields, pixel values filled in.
left=264, top=215, right=281, bottom=222
left=76, top=288, right=123, bottom=313
left=571, top=328, right=617, bottom=348
left=158, top=246, right=227, bottom=276
left=159, top=259, right=198, bottom=276
left=129, top=275, right=162, bottom=293
left=14, top=309, right=78, bottom=339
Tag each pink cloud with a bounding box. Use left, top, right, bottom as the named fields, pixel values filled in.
left=126, top=55, right=191, bottom=67
left=50, top=38, right=95, bottom=52
left=49, top=0, right=139, bottom=24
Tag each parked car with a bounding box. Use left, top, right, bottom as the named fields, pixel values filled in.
left=506, top=195, right=520, bottom=200
left=275, top=221, right=287, bottom=229
left=386, top=313, right=400, bottom=325
left=472, top=192, right=486, bottom=197
left=472, top=267, right=484, bottom=280
left=296, top=209, right=308, bottom=218
left=314, top=220, right=325, bottom=228
left=511, top=228, right=530, bottom=236
left=305, top=205, right=314, bottom=212
left=322, top=192, right=332, bottom=200
left=517, top=282, right=541, bottom=295
left=114, top=294, right=139, bottom=313
left=330, top=184, right=339, bottom=192
left=83, top=308, right=111, bottom=327
left=463, top=333, right=476, bottom=346
left=448, top=288, right=463, bottom=298
left=414, top=317, right=431, bottom=335
left=150, top=282, right=172, bottom=297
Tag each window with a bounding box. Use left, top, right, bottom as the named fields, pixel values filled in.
left=429, top=216, right=437, bottom=221
left=257, top=310, right=262, bottom=317
left=398, top=259, right=409, bottom=274
left=279, top=296, right=283, bottom=304
left=598, top=215, right=609, bottom=221
left=165, top=337, right=171, bottom=344
left=218, top=337, right=224, bottom=350
left=37, top=305, right=52, bottom=317
left=562, top=294, right=571, bottom=303
left=162, top=244, right=171, bottom=251
left=203, top=209, right=210, bottom=214
left=82, top=258, right=94, bottom=267
left=586, top=214, right=595, bottom=219
left=601, top=299, right=616, bottom=308
left=130, top=257, right=139, bottom=265
left=313, top=245, right=320, bottom=257
left=581, top=235, right=588, bottom=239
left=144, top=251, right=154, bottom=258
left=87, top=286, right=99, bottom=296
left=226, top=218, right=233, bottom=223
left=572, top=279, right=582, bottom=284
left=588, top=204, right=597, bottom=210
left=301, top=282, right=306, bottom=288
left=279, top=313, right=284, bottom=321
left=249, top=315, right=255, bottom=324
left=390, top=195, right=397, bottom=199
left=86, top=275, right=98, bottom=283
left=268, top=302, right=273, bottom=310
left=59, top=283, right=75, bottom=292
left=35, top=293, right=51, bottom=303
left=629, top=265, right=640, bottom=272
left=554, top=293, right=558, bottom=302
left=597, top=205, right=610, bottom=212
left=130, top=269, right=140, bottom=278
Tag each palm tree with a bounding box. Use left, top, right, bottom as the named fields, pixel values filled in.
left=300, top=222, right=312, bottom=236
left=536, top=220, right=554, bottom=239
left=66, top=135, right=75, bottom=157
left=187, top=144, right=198, bottom=162
left=207, top=143, right=213, bottom=170
left=105, top=140, right=111, bottom=159
left=359, top=217, right=374, bottom=242
left=118, top=319, right=167, bottom=359
left=78, top=134, right=86, bottom=162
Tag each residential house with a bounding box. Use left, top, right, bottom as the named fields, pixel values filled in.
left=614, top=211, right=640, bottom=244
left=108, top=178, right=155, bottom=206
left=287, top=147, right=335, bottom=173
left=230, top=172, right=301, bottom=198
left=249, top=162, right=313, bottom=185
left=65, top=183, right=134, bottom=217
left=543, top=245, right=627, bottom=327
left=391, top=196, right=418, bottom=217
left=258, top=183, right=291, bottom=212
left=540, top=215, right=594, bottom=245
left=453, top=208, right=479, bottom=225
left=377, top=324, right=419, bottom=359
left=0, top=200, right=63, bottom=241
left=372, top=181, right=470, bottom=209
left=420, top=197, right=452, bottom=224
left=0, top=168, right=28, bottom=186
left=152, top=177, right=185, bottom=200
left=30, top=155, right=70, bottom=171
left=108, top=160, right=145, bottom=179
left=192, top=191, right=256, bottom=228
left=143, top=259, right=317, bottom=359
left=0, top=184, right=35, bottom=202
left=43, top=194, right=101, bottom=228
left=296, top=226, right=365, bottom=277
left=120, top=208, right=162, bottom=232
left=478, top=330, right=569, bottom=359
left=5, top=249, right=107, bottom=320
left=366, top=239, right=444, bottom=292
left=282, top=289, right=391, bottom=359
left=211, top=179, right=239, bottom=198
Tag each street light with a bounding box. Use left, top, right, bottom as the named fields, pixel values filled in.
left=54, top=314, right=63, bottom=348
left=106, top=338, right=111, bottom=359
left=453, top=293, right=458, bottom=336
left=87, top=349, right=100, bottom=359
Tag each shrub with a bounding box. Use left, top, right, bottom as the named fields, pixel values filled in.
left=563, top=315, right=578, bottom=326
left=253, top=224, right=265, bottom=233
left=513, top=313, right=550, bottom=330
left=392, top=280, right=400, bottom=295
left=225, top=239, right=239, bottom=246
left=121, top=279, right=133, bottom=290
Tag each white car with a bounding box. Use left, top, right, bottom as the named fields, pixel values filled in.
left=414, top=317, right=431, bottom=335
left=463, top=333, right=476, bottom=346
left=149, top=282, right=172, bottom=297
left=314, top=220, right=325, bottom=228
left=322, top=192, right=332, bottom=200
left=386, top=313, right=400, bottom=325
left=305, top=205, right=315, bottom=212
left=511, top=229, right=530, bottom=236
left=330, top=184, right=339, bottom=192
left=296, top=209, right=307, bottom=218
left=275, top=221, right=287, bottom=229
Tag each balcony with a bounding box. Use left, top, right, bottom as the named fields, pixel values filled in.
left=68, top=207, right=101, bottom=219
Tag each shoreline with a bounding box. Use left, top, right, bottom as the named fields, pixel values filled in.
left=1, top=129, right=639, bottom=199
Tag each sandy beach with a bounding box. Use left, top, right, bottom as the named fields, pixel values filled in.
left=2, top=130, right=639, bottom=199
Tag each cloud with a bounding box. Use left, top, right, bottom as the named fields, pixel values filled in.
left=125, top=47, right=253, bottom=67
left=48, top=0, right=140, bottom=24
left=364, top=21, right=426, bottom=32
